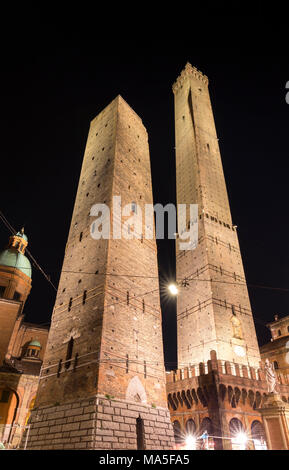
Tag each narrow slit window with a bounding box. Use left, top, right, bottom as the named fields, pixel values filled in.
left=127, top=291, right=129, bottom=306
left=83, top=290, right=87, bottom=305
left=65, top=337, right=74, bottom=369
left=57, top=359, right=62, bottom=377
left=68, top=297, right=73, bottom=312
left=79, top=232, right=83, bottom=242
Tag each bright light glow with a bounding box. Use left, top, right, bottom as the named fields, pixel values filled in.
left=234, top=345, right=246, bottom=357
left=185, top=434, right=196, bottom=450
left=235, top=432, right=248, bottom=447
left=168, top=283, right=179, bottom=296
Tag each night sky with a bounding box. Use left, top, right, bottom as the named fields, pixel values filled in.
left=0, top=44, right=288, bottom=368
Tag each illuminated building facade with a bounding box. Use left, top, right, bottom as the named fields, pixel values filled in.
left=0, top=230, right=48, bottom=447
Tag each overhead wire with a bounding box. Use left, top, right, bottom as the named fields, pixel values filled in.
left=1, top=210, right=286, bottom=332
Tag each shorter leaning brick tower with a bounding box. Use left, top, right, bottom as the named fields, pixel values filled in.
left=24, top=96, right=175, bottom=450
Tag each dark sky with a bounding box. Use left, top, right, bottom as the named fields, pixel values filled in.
left=0, top=43, right=288, bottom=368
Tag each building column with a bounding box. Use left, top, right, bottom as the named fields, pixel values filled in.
left=258, top=393, right=289, bottom=450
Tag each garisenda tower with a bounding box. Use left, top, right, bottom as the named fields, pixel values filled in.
left=25, top=96, right=175, bottom=450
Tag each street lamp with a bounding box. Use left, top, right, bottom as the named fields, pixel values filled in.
left=235, top=432, right=248, bottom=449
left=168, top=283, right=179, bottom=296
left=185, top=434, right=197, bottom=450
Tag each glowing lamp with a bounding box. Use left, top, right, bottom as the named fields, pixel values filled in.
left=185, top=434, right=196, bottom=450
left=235, top=432, right=248, bottom=448
left=168, top=283, right=179, bottom=296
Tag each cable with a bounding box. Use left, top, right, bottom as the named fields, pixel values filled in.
left=1, top=211, right=287, bottom=333
left=10, top=264, right=289, bottom=293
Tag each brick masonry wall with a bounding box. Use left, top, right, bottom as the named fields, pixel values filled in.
left=34, top=95, right=168, bottom=409
left=24, top=396, right=175, bottom=450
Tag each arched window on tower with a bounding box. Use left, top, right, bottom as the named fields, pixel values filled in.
left=65, top=337, right=74, bottom=369
left=273, top=361, right=279, bottom=370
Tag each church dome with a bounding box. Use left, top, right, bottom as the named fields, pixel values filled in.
left=0, top=249, right=32, bottom=278
left=28, top=340, right=41, bottom=347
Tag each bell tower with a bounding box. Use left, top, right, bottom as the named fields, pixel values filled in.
left=0, top=228, right=32, bottom=364
left=173, top=63, right=260, bottom=368
left=25, top=96, right=174, bottom=450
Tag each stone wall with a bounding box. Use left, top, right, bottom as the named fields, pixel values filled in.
left=24, top=395, right=175, bottom=450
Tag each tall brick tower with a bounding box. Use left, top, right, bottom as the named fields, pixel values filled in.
left=173, top=63, right=260, bottom=369
left=25, top=96, right=174, bottom=450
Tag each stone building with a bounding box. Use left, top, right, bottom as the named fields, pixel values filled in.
left=166, top=63, right=289, bottom=450
left=24, top=96, right=175, bottom=450
left=0, top=230, right=48, bottom=447
left=260, top=315, right=289, bottom=375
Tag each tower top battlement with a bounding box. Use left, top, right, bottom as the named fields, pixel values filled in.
left=172, top=62, right=209, bottom=93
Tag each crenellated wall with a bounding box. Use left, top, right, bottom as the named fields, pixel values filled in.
left=166, top=350, right=289, bottom=449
